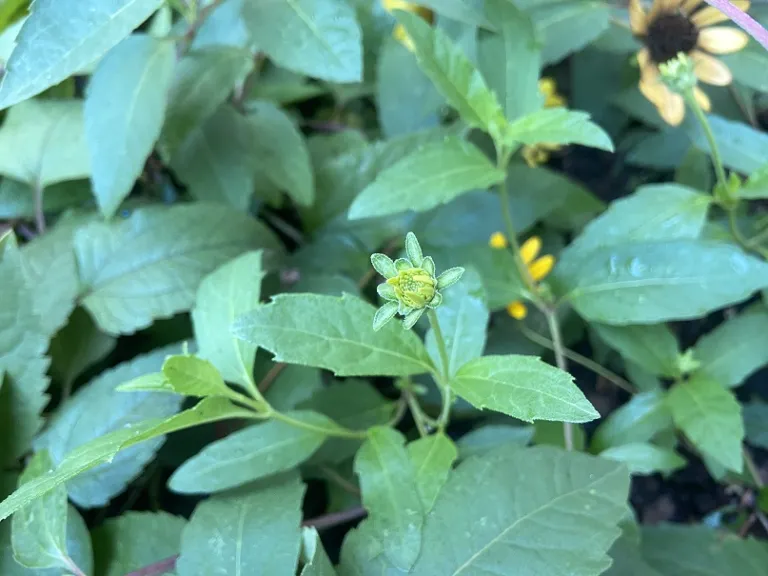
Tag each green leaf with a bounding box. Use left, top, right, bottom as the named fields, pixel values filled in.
left=249, top=100, right=315, bottom=207
left=721, top=41, right=768, bottom=93
left=354, top=427, right=424, bottom=571
left=85, top=33, right=175, bottom=218
left=425, top=267, right=488, bottom=376
left=480, top=0, right=541, bottom=121
left=592, top=323, right=680, bottom=378
left=300, top=527, right=337, bottom=576
left=0, top=0, right=164, bottom=109
left=591, top=390, right=673, bottom=453
left=265, top=365, right=323, bottom=412
left=192, top=251, right=264, bottom=390
left=299, top=380, right=396, bottom=464
left=743, top=400, right=768, bottom=450
left=0, top=239, right=49, bottom=465
left=407, top=433, right=457, bottom=512
left=49, top=307, right=116, bottom=390
left=737, top=163, right=768, bottom=200
left=337, top=518, right=402, bottom=575
left=11, top=451, right=68, bottom=570
left=137, top=355, right=237, bottom=398
left=416, top=0, right=492, bottom=28
left=20, top=212, right=92, bottom=336
left=0, top=99, right=89, bottom=188
left=241, top=0, right=362, bottom=83
left=689, top=114, right=768, bottom=175
left=642, top=524, right=768, bottom=575
left=233, top=293, right=434, bottom=377
left=451, top=355, right=599, bottom=423
left=395, top=11, right=506, bottom=138
left=565, top=184, right=711, bottom=254
left=0, top=178, right=91, bottom=220
left=533, top=0, right=610, bottom=65
left=168, top=411, right=332, bottom=494
left=161, top=47, right=254, bottom=158
left=410, top=446, right=630, bottom=574
left=456, top=424, right=533, bottom=459
left=603, top=521, right=663, bottom=576
left=556, top=240, right=768, bottom=325
left=170, top=104, right=257, bottom=210
left=74, top=203, right=282, bottom=335
left=92, top=511, right=185, bottom=576
left=534, top=419, right=587, bottom=451
left=503, top=108, right=613, bottom=151
left=36, top=344, right=183, bottom=507
left=600, top=443, right=685, bottom=475
left=0, top=397, right=257, bottom=523
left=348, top=137, right=504, bottom=220
left=693, top=306, right=768, bottom=388
left=667, top=376, right=744, bottom=473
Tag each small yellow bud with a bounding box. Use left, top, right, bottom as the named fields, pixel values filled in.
left=506, top=301, right=528, bottom=320
left=489, top=232, right=508, bottom=249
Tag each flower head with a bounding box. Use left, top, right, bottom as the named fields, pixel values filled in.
left=522, top=78, right=567, bottom=167
left=371, top=232, right=464, bottom=331
left=382, top=0, right=433, bottom=52
left=491, top=234, right=554, bottom=320
left=630, top=0, right=750, bottom=125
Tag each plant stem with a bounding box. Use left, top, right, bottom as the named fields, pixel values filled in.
left=544, top=307, right=573, bottom=450
left=33, top=180, right=45, bottom=234
left=125, top=555, right=178, bottom=576
left=257, top=362, right=286, bottom=394
left=496, top=158, right=535, bottom=292
left=518, top=323, right=636, bottom=394
left=427, top=309, right=452, bottom=433
left=405, top=390, right=431, bottom=437
left=302, top=506, right=367, bottom=530
left=743, top=446, right=765, bottom=488
left=319, top=465, right=361, bottom=495
left=685, top=88, right=727, bottom=191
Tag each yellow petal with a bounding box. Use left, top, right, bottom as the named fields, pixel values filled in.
left=629, top=0, right=648, bottom=35
left=529, top=255, right=555, bottom=282
left=693, top=86, right=711, bottom=112
left=641, top=80, right=684, bottom=125
left=506, top=301, right=528, bottom=320
left=639, top=77, right=665, bottom=107
left=393, top=25, right=415, bottom=51
left=691, top=50, right=732, bottom=85
left=520, top=236, right=542, bottom=265
left=697, top=27, right=749, bottom=54
left=681, top=0, right=704, bottom=14
left=692, top=0, right=750, bottom=27
left=637, top=48, right=658, bottom=82
left=489, top=231, right=508, bottom=249
left=383, top=0, right=412, bottom=12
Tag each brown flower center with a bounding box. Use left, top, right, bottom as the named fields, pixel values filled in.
left=645, top=12, right=699, bottom=64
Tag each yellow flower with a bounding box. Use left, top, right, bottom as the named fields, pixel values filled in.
left=522, top=78, right=567, bottom=167
left=382, top=0, right=433, bottom=52
left=630, top=0, right=750, bottom=126
left=505, top=236, right=555, bottom=320
left=489, top=231, right=508, bottom=249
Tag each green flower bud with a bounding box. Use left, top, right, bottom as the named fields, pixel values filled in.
left=387, top=267, right=436, bottom=309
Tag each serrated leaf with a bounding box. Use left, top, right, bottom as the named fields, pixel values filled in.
left=480, top=0, right=541, bottom=122
left=0, top=396, right=257, bottom=523
left=0, top=0, right=164, bottom=109
left=410, top=446, right=630, bottom=574
left=565, top=184, right=711, bottom=254
left=395, top=11, right=506, bottom=138
left=591, top=390, right=672, bottom=453
left=593, top=323, right=680, bottom=378
left=503, top=108, right=613, bottom=151
left=354, top=427, right=424, bottom=571
left=233, top=293, right=434, bottom=377
left=0, top=240, right=49, bottom=465
left=168, top=411, right=333, bottom=494
left=35, top=345, right=183, bottom=507
left=299, top=380, right=395, bottom=464
left=600, top=443, right=685, bottom=475
left=248, top=100, right=315, bottom=207
left=556, top=240, right=768, bottom=325
left=407, top=433, right=457, bottom=512
left=20, top=212, right=92, bottom=337
left=667, top=376, right=744, bottom=473
left=11, top=451, right=68, bottom=570
left=693, top=306, right=768, bottom=388
left=159, top=355, right=237, bottom=398
left=451, top=355, right=599, bottom=423
left=425, top=267, right=488, bottom=376
left=176, top=475, right=305, bottom=576
left=534, top=0, right=610, bottom=65
left=161, top=47, right=254, bottom=158
left=192, top=251, right=264, bottom=390
left=300, top=527, right=337, bottom=576
left=743, top=400, right=768, bottom=450
left=737, top=163, right=768, bottom=200
left=642, top=524, right=768, bottom=575
left=49, top=307, right=116, bottom=391
left=337, top=518, right=403, bottom=575
left=85, top=33, right=175, bottom=218
left=92, top=511, right=185, bottom=576
left=265, top=365, right=323, bottom=412
left=348, top=137, right=504, bottom=220
left=74, top=203, right=282, bottom=335
left=0, top=99, right=89, bottom=188
left=241, top=0, right=362, bottom=83
left=456, top=424, right=533, bottom=459
left=689, top=114, right=768, bottom=175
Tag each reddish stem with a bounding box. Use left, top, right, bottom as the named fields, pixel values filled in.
left=123, top=555, right=178, bottom=576
left=703, top=0, right=768, bottom=51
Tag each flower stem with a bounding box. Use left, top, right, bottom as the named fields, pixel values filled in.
left=685, top=88, right=727, bottom=191
left=496, top=159, right=536, bottom=292
left=427, top=309, right=452, bottom=433
left=544, top=307, right=574, bottom=450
